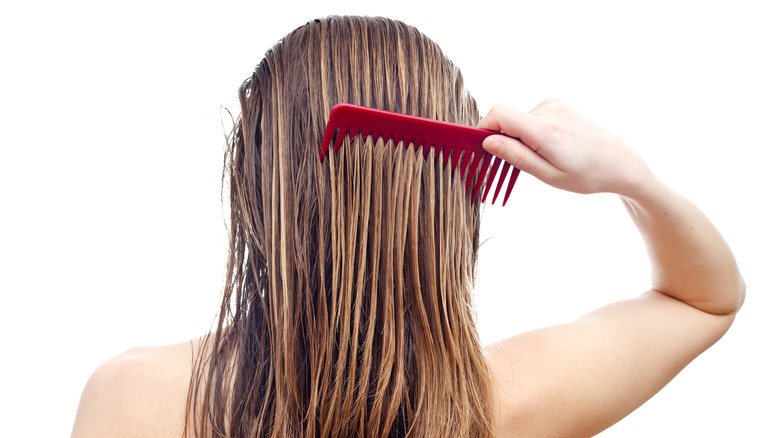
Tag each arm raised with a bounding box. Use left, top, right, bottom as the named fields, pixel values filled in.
left=481, top=99, right=745, bottom=437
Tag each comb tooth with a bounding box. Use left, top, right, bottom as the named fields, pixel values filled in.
left=320, top=122, right=337, bottom=161
left=491, top=161, right=511, bottom=205
left=441, top=145, right=454, bottom=172
left=463, top=151, right=480, bottom=188
left=471, top=154, right=491, bottom=203
left=421, top=141, right=433, bottom=159
left=439, top=145, right=453, bottom=168
left=481, top=157, right=501, bottom=203
left=333, top=128, right=348, bottom=156
left=502, top=167, right=521, bottom=206
left=458, top=150, right=469, bottom=180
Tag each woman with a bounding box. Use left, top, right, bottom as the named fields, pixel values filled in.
left=71, top=16, right=744, bottom=438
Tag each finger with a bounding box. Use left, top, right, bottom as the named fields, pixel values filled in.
left=478, top=104, right=543, bottom=151
left=483, top=134, right=561, bottom=184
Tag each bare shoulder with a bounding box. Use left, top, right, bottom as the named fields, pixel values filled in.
left=71, top=338, right=204, bottom=438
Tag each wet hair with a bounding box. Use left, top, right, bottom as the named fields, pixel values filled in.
left=187, top=15, right=493, bottom=437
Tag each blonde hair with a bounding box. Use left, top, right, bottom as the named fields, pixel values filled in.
left=187, top=16, right=493, bottom=437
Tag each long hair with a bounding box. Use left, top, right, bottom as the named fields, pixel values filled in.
left=187, top=16, right=494, bottom=437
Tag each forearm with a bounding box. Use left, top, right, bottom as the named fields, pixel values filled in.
left=620, top=174, right=745, bottom=315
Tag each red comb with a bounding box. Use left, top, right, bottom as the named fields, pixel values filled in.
left=319, top=103, right=520, bottom=206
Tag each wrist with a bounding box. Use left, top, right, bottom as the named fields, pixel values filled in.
left=617, top=171, right=670, bottom=213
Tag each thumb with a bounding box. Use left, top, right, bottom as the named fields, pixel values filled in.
left=482, top=135, right=507, bottom=156
left=483, top=135, right=559, bottom=182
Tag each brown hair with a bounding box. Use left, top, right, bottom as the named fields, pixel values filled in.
left=187, top=16, right=493, bottom=437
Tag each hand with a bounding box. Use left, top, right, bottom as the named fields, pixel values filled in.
left=478, top=98, right=654, bottom=197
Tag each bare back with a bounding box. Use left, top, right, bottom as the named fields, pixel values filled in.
left=73, top=291, right=736, bottom=438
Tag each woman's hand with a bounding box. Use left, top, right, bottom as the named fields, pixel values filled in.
left=478, top=98, right=654, bottom=198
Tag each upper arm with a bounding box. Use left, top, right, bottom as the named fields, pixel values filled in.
left=486, top=290, right=736, bottom=438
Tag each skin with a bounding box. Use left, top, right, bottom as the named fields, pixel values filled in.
left=71, top=98, right=745, bottom=438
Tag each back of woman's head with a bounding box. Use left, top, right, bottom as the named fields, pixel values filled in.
left=189, top=16, right=493, bottom=437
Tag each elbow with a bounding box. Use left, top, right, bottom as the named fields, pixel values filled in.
left=700, top=271, right=746, bottom=320
left=735, top=273, right=747, bottom=313
left=718, top=261, right=748, bottom=317
left=719, top=275, right=746, bottom=338
left=718, top=273, right=746, bottom=323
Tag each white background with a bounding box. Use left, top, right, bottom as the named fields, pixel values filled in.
left=1, top=0, right=778, bottom=436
